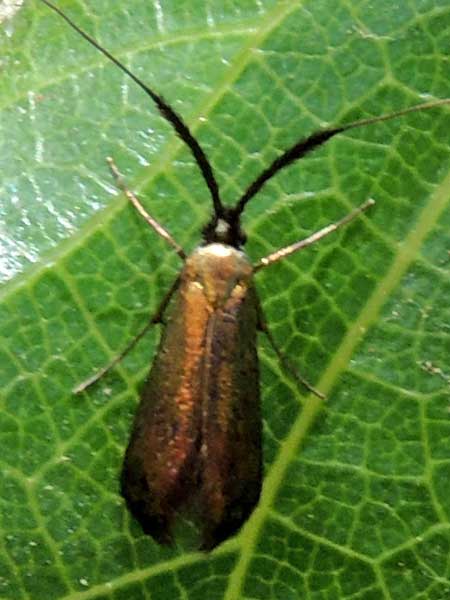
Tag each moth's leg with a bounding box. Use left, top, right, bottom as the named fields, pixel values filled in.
left=255, top=199, right=374, bottom=270
left=73, top=277, right=179, bottom=394
left=255, top=200, right=374, bottom=397
left=107, top=157, right=186, bottom=260
left=257, top=304, right=325, bottom=400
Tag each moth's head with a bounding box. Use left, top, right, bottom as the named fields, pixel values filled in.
left=202, top=207, right=247, bottom=248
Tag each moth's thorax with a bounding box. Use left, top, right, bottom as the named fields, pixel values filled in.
left=183, top=243, right=253, bottom=308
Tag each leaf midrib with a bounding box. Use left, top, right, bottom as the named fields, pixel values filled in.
left=224, top=147, right=450, bottom=600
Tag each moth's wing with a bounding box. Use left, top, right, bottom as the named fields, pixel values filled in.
left=121, top=282, right=208, bottom=544
left=200, top=284, right=262, bottom=549
left=121, top=265, right=262, bottom=549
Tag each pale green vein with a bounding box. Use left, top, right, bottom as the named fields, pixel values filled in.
left=224, top=144, right=450, bottom=600
left=272, top=513, right=373, bottom=564
left=59, top=550, right=206, bottom=600
left=0, top=0, right=296, bottom=299
left=0, top=16, right=257, bottom=111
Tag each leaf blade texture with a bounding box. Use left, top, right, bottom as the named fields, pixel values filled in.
left=1, top=1, right=450, bottom=599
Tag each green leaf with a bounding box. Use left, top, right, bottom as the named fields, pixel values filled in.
left=1, top=0, right=450, bottom=598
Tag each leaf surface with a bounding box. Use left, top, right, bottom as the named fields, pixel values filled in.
left=1, top=1, right=450, bottom=599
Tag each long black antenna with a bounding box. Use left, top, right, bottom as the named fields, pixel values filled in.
left=39, top=0, right=224, bottom=218
left=232, top=98, right=450, bottom=218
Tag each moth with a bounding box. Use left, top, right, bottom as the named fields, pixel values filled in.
left=40, top=0, right=450, bottom=550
